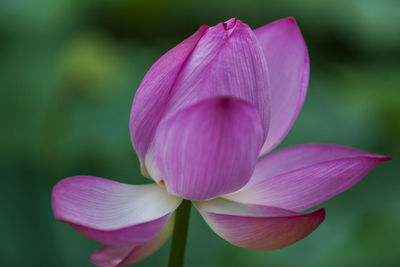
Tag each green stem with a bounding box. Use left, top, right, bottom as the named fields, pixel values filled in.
left=168, top=200, right=192, bottom=267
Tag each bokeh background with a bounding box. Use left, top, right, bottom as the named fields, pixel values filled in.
left=1, top=0, right=399, bottom=266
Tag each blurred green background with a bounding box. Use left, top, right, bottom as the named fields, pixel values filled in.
left=1, top=0, right=399, bottom=266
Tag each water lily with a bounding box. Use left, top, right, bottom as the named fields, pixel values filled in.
left=52, top=17, right=390, bottom=267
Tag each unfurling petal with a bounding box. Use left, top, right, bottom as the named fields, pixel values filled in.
left=130, top=25, right=207, bottom=165
left=165, top=18, right=270, bottom=136
left=225, top=144, right=390, bottom=211
left=52, top=176, right=181, bottom=246
left=89, top=216, right=174, bottom=267
left=154, top=97, right=264, bottom=201
left=194, top=198, right=325, bottom=250
left=255, top=17, right=309, bottom=155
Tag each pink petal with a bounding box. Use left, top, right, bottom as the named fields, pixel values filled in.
left=52, top=176, right=181, bottom=246
left=140, top=19, right=271, bottom=181
left=194, top=198, right=325, bottom=250
left=154, top=97, right=264, bottom=201
left=165, top=18, right=270, bottom=137
left=225, top=144, right=390, bottom=211
left=254, top=17, right=309, bottom=155
left=129, top=25, right=207, bottom=166
left=89, top=216, right=174, bottom=267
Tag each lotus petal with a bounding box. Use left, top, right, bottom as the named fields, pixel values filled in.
left=154, top=97, right=264, bottom=200
left=225, top=144, right=390, bottom=211
left=255, top=17, right=309, bottom=154
left=194, top=198, right=325, bottom=250
left=52, top=176, right=181, bottom=246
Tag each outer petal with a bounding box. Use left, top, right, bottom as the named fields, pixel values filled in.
left=52, top=176, right=181, bottom=246
left=225, top=144, right=390, bottom=211
left=130, top=25, right=207, bottom=165
left=194, top=198, right=325, bottom=250
left=89, top=215, right=174, bottom=267
left=154, top=97, right=264, bottom=201
left=143, top=18, right=271, bottom=181
left=255, top=17, right=309, bottom=154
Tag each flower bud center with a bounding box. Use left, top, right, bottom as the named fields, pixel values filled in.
left=224, top=18, right=237, bottom=35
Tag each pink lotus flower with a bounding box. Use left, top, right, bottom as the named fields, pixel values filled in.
left=52, top=17, right=389, bottom=267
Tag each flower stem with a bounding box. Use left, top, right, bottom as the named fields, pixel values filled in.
left=168, top=199, right=191, bottom=267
